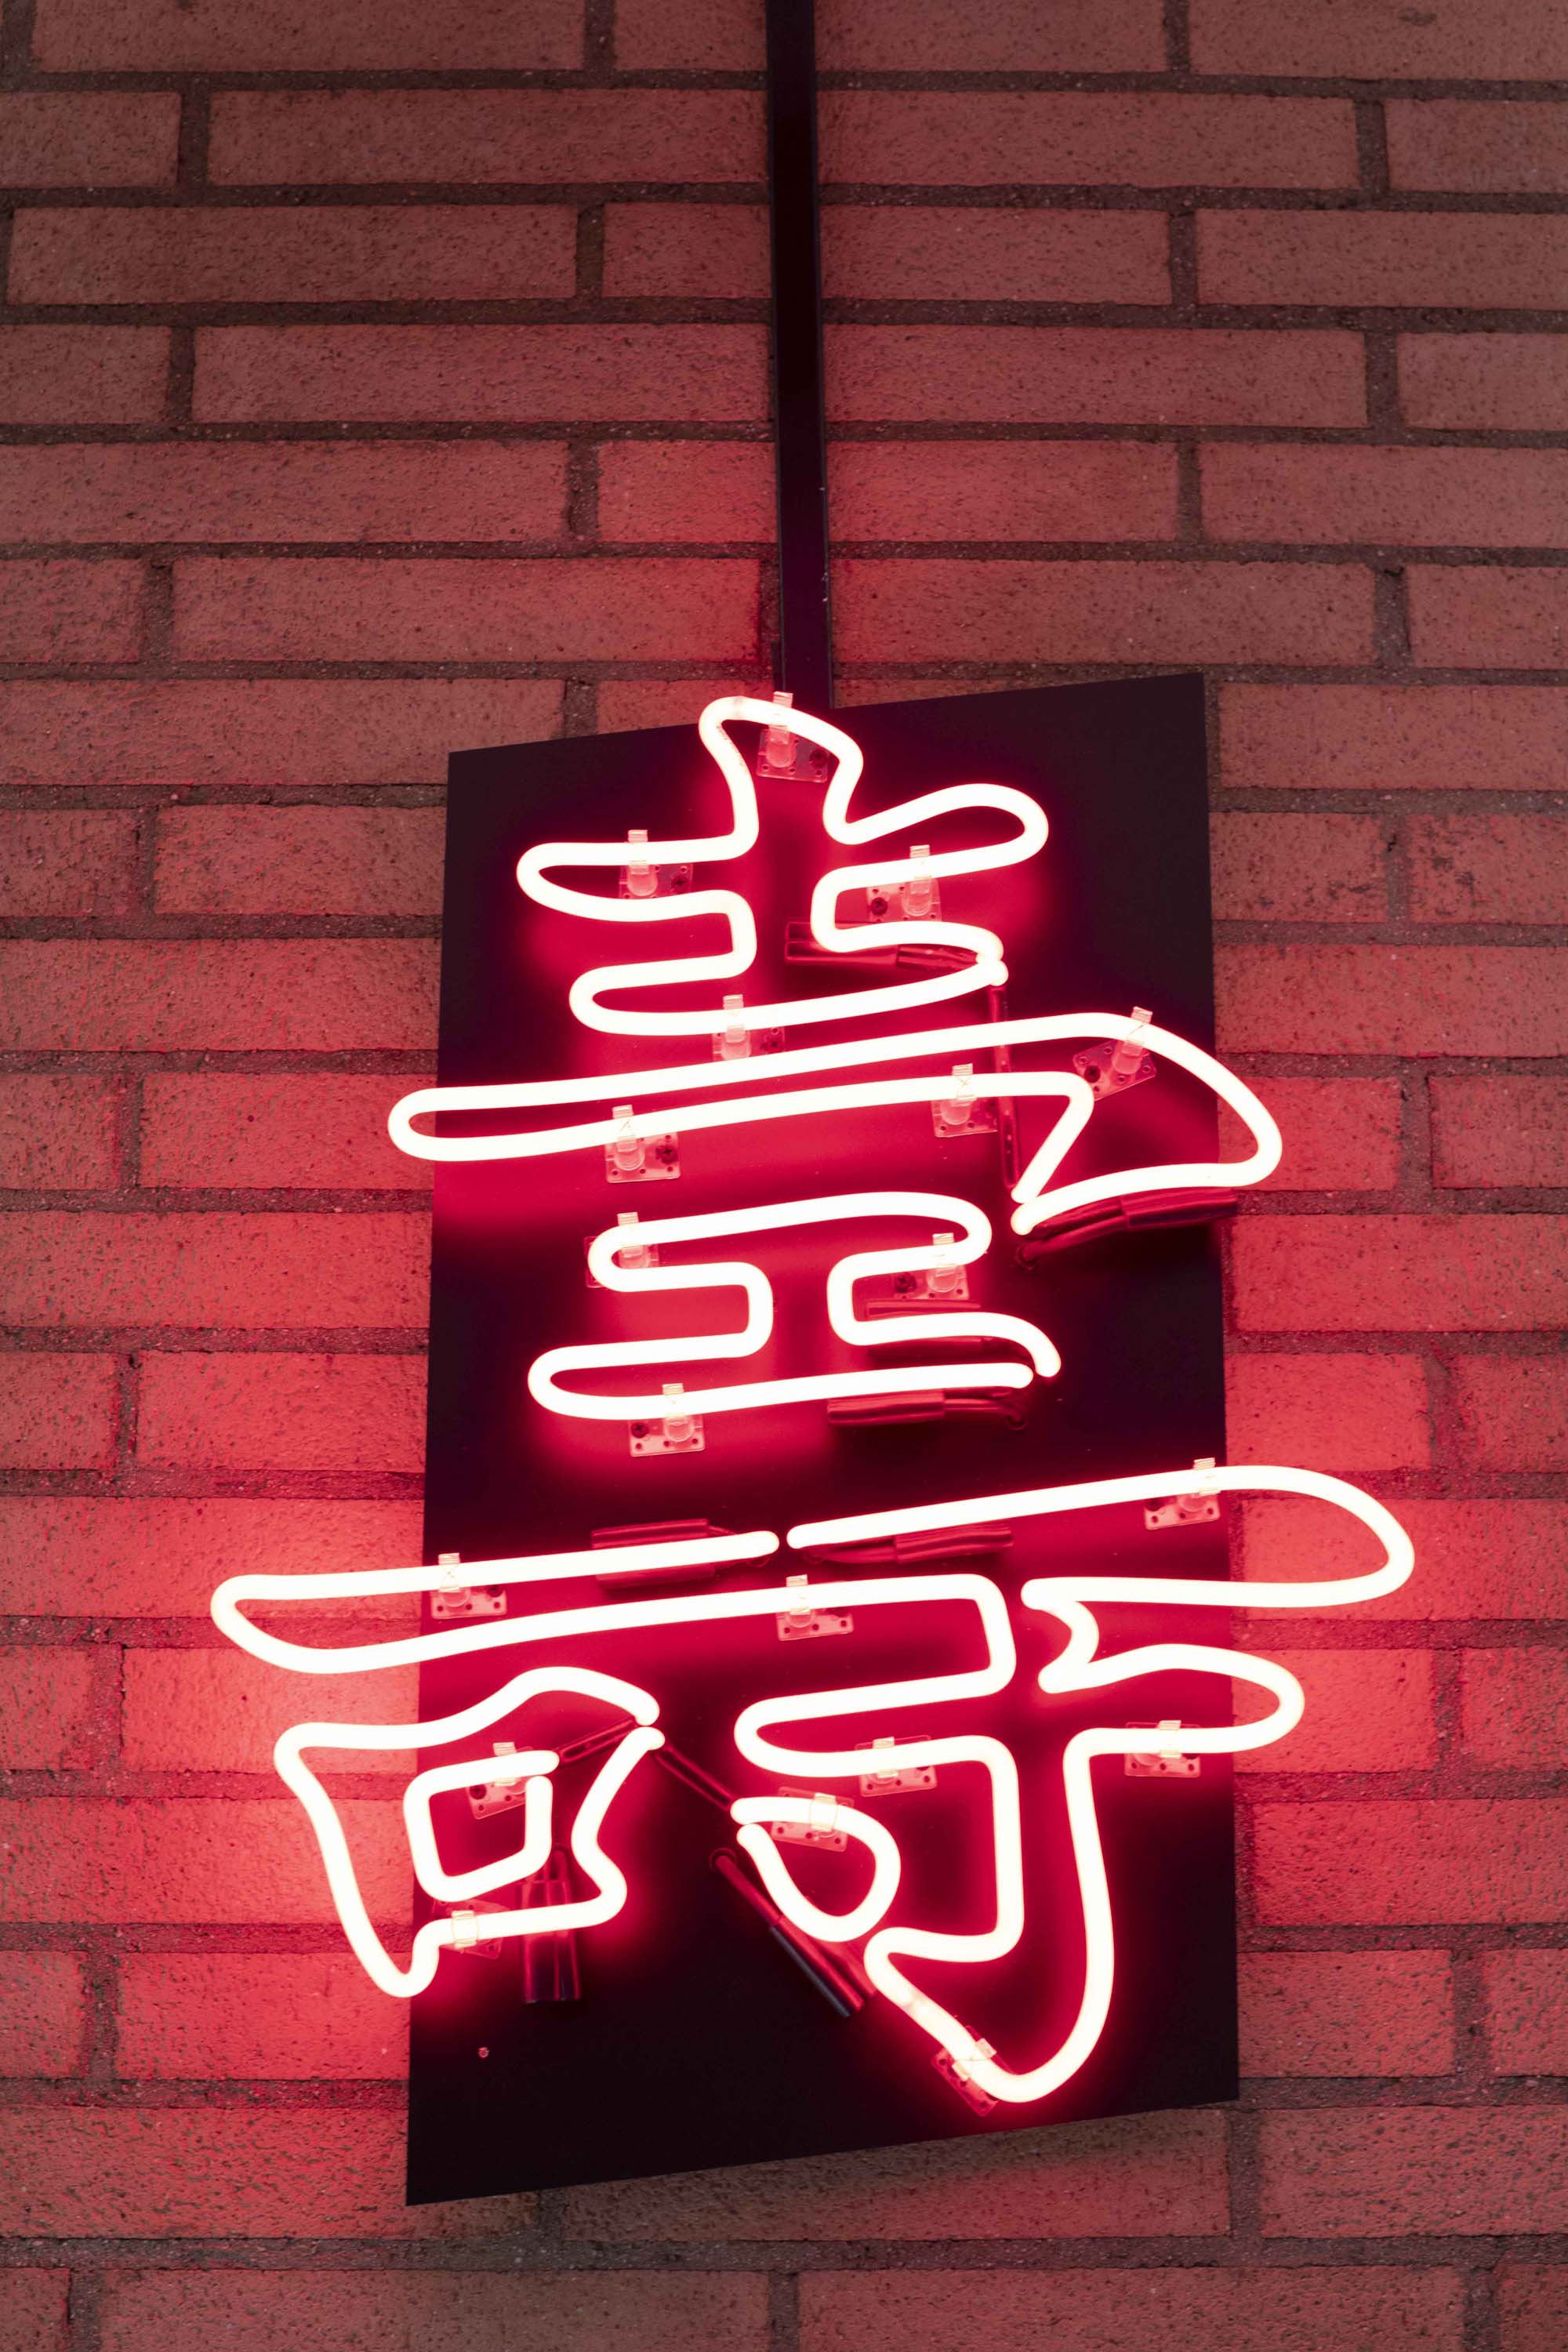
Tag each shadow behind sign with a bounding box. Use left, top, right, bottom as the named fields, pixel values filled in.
left=406, top=676, right=1236, bottom=2202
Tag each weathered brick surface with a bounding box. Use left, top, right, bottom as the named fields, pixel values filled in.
left=0, top=1071, right=122, bottom=1189
left=140, top=1076, right=431, bottom=1189
left=0, top=443, right=568, bottom=546
left=12, top=209, right=578, bottom=305
left=0, top=678, right=561, bottom=786
left=0, top=93, right=180, bottom=186
left=1239, top=1953, right=1454, bottom=2078
left=1485, top=1951, right=1568, bottom=2077
left=1432, top=1076, right=1568, bottom=1189
left=800, top=2268, right=1462, bottom=2352
left=1401, top=336, right=1568, bottom=431
left=4, top=2, right=1566, bottom=2325
left=100, top=2271, right=765, bottom=2352
left=135, top=1352, right=425, bottom=1473
left=209, top=90, right=765, bottom=185
left=0, top=1955, right=86, bottom=2077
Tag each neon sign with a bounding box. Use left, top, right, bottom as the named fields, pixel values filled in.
left=212, top=681, right=1411, bottom=2190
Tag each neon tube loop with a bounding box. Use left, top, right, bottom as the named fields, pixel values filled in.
left=530, top=1190, right=1058, bottom=1424
left=515, top=696, right=1045, bottom=1037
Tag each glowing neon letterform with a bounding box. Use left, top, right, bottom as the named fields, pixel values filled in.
left=208, top=692, right=1414, bottom=2123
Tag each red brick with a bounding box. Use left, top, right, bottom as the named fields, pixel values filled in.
left=596, top=679, right=772, bottom=730
left=1410, top=815, right=1568, bottom=924
left=1486, top=1951, right=1568, bottom=2075
left=1223, top=1077, right=1402, bottom=1192
left=0, top=1354, right=118, bottom=1471
left=1462, top=1650, right=1568, bottom=1769
left=0, top=1648, right=98, bottom=1768
left=1240, top=1952, right=1453, bottom=2078
left=836, top=559, right=1371, bottom=666
left=11, top=206, right=575, bottom=305
left=0, top=2107, right=530, bottom=2237
left=0, top=561, right=141, bottom=662
left=1410, top=566, right=1568, bottom=670
left=800, top=2268, right=1460, bottom=2352
left=195, top=325, right=767, bottom=423
left=1502, top=2267, right=1568, bottom=2352
left=1254, top=1799, right=1568, bottom=1925
left=0, top=441, right=566, bottom=545
left=1402, top=336, right=1568, bottom=431
left=597, top=444, right=772, bottom=544
left=828, top=326, right=1364, bottom=425
left=1261, top=2107, right=1568, bottom=2237
left=830, top=441, right=1178, bottom=544
left=0, top=1792, right=405, bottom=1925
left=116, top=1954, right=405, bottom=2081
left=1222, top=684, right=1568, bottom=791
left=1200, top=212, right=1568, bottom=310
left=1453, top=1355, right=1568, bottom=1470
left=136, top=1352, right=424, bottom=1473
left=1206, top=445, right=1568, bottom=550
left=1241, top=1499, right=1568, bottom=1621
left=1432, top=1077, right=1568, bottom=1191
left=0, top=1211, right=426, bottom=1330
left=1225, top=1352, right=1429, bottom=1468
left=210, top=89, right=764, bottom=185
left=33, top=0, right=580, bottom=70
left=123, top=1650, right=417, bottom=1774
left=153, top=808, right=442, bottom=918
left=563, top=2108, right=1226, bottom=2239
left=822, top=209, right=1171, bottom=304
left=0, top=678, right=561, bottom=787
left=102, top=2272, right=761, bottom=2352
left=1218, top=945, right=1568, bottom=1055
left=1235, top=1647, right=1434, bottom=1771
left=1388, top=102, right=1568, bottom=196
left=0, top=2271, right=67, bottom=2352
left=1189, top=0, right=1568, bottom=78
left=1236, top=1214, right=1568, bottom=1334
left=0, top=326, right=167, bottom=423
left=603, top=205, right=767, bottom=299
left=1211, top=811, right=1387, bottom=921
left=0, top=93, right=179, bottom=186
left=0, top=1077, right=119, bottom=1189
left=172, top=556, right=759, bottom=663
left=141, top=1075, right=430, bottom=1191
left=819, top=91, right=1357, bottom=191
left=0, top=1496, right=421, bottom=1616
left=0, top=1955, right=85, bottom=2076
left=0, top=941, right=435, bottom=1051
left=615, top=0, right=1165, bottom=71
left=0, top=811, right=139, bottom=918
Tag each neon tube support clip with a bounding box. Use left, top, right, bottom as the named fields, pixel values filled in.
left=1145, top=1457, right=1222, bottom=1530
left=777, top=1571, right=852, bottom=1641
left=1074, top=1005, right=1156, bottom=1100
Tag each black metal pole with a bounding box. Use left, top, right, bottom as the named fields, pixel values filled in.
left=764, top=0, right=833, bottom=712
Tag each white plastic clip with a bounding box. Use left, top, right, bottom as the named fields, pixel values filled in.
left=766, top=690, right=794, bottom=769
left=1126, top=1720, right=1200, bottom=1778
left=935, top=2038, right=999, bottom=2111
left=770, top=1787, right=848, bottom=1852
left=1145, top=1457, right=1222, bottom=1530
left=1075, top=1005, right=1156, bottom=1101
left=777, top=1570, right=853, bottom=1642
left=858, top=1735, right=937, bottom=1797
left=616, top=1210, right=655, bottom=1269
left=622, top=826, right=657, bottom=899
left=903, top=843, right=935, bottom=919
left=448, top=1898, right=510, bottom=1957
left=932, top=1062, right=995, bottom=1139
left=467, top=1741, right=532, bottom=1821
left=927, top=1232, right=964, bottom=1298
left=430, top=1552, right=508, bottom=1624
left=605, top=1104, right=679, bottom=1184
left=714, top=993, right=752, bottom=1062
left=630, top=1381, right=705, bottom=1457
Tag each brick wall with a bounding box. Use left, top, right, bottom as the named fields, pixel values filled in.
left=1, top=0, right=1565, bottom=2346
